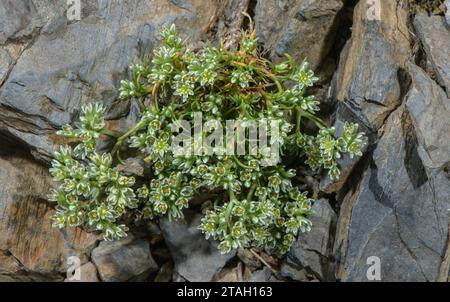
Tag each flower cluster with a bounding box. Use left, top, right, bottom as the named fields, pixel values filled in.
left=51, top=25, right=366, bottom=255
left=297, top=122, right=365, bottom=179
left=199, top=179, right=313, bottom=254
left=49, top=134, right=137, bottom=240
left=137, top=172, right=192, bottom=220
left=119, top=64, right=151, bottom=99
left=56, top=103, right=106, bottom=158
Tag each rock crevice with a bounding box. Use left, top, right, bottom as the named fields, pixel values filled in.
left=1, top=0, right=450, bottom=282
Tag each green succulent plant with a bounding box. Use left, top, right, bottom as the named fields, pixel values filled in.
left=49, top=24, right=366, bottom=255
left=409, top=0, right=447, bottom=14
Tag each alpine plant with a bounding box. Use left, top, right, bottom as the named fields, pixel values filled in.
left=49, top=24, right=366, bottom=255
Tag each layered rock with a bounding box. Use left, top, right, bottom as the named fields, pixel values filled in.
left=254, top=0, right=344, bottom=69
left=1, top=0, right=450, bottom=283
left=281, top=199, right=337, bottom=281
left=0, top=0, right=222, bottom=162
left=334, top=102, right=450, bottom=281
left=91, top=234, right=158, bottom=282
left=414, top=11, right=450, bottom=98
left=332, top=0, right=411, bottom=131
left=330, top=2, right=450, bottom=282
left=321, top=0, right=411, bottom=193
left=160, top=210, right=236, bottom=282
left=0, top=150, right=99, bottom=281
left=405, top=64, right=450, bottom=172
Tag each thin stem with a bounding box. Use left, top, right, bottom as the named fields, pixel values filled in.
left=249, top=249, right=277, bottom=274
left=233, top=155, right=252, bottom=169
left=111, top=117, right=149, bottom=162
left=302, top=111, right=327, bottom=129
left=246, top=182, right=257, bottom=201
left=224, top=188, right=236, bottom=236
left=295, top=106, right=302, bottom=132
left=280, top=105, right=295, bottom=110
left=255, top=67, right=283, bottom=93
left=101, top=128, right=122, bottom=138
left=224, top=106, right=237, bottom=117
left=152, top=81, right=161, bottom=110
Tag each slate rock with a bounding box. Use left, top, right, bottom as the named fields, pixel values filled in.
left=405, top=64, right=450, bottom=172
left=0, top=0, right=221, bottom=161
left=0, top=151, right=99, bottom=281
left=91, top=234, right=158, bottom=282
left=248, top=267, right=274, bottom=282
left=414, top=13, right=450, bottom=98
left=332, top=0, right=411, bottom=130
left=334, top=106, right=450, bottom=281
left=160, top=210, right=236, bottom=282
left=254, top=0, right=344, bottom=69
left=283, top=199, right=337, bottom=280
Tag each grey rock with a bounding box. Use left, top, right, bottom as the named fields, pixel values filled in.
left=248, top=267, right=273, bottom=282
left=237, top=248, right=262, bottom=269
left=116, top=157, right=145, bottom=178
left=160, top=210, right=236, bottom=282
left=406, top=64, right=450, bottom=172
left=283, top=199, right=337, bottom=280
left=279, top=262, right=309, bottom=281
left=332, top=0, right=411, bottom=130
left=334, top=106, right=450, bottom=281
left=0, top=0, right=222, bottom=161
left=91, top=235, right=158, bottom=282
left=0, top=48, right=13, bottom=86
left=145, top=221, right=162, bottom=237
left=254, top=0, right=344, bottom=69
left=414, top=13, right=450, bottom=98
left=0, top=1, right=64, bottom=44
left=172, top=271, right=187, bottom=282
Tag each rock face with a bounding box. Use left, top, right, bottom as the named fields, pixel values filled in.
left=332, top=0, right=411, bottom=131
left=334, top=104, right=450, bottom=281
left=414, top=13, right=450, bottom=98
left=0, top=0, right=221, bottom=161
left=91, top=235, right=158, bottom=282
left=330, top=3, right=450, bottom=282
left=2, top=0, right=450, bottom=282
left=254, top=0, right=344, bottom=69
left=281, top=199, right=337, bottom=281
left=160, top=210, right=236, bottom=282
left=0, top=150, right=98, bottom=281
left=330, top=11, right=450, bottom=280
left=405, top=64, right=450, bottom=172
